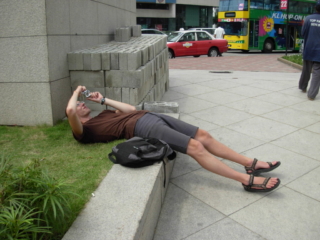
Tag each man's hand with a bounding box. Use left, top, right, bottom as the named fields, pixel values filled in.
left=87, top=92, right=104, bottom=103
left=75, top=85, right=87, bottom=96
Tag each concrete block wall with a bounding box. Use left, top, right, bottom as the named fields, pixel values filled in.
left=68, top=31, right=169, bottom=108
left=0, top=0, right=136, bottom=126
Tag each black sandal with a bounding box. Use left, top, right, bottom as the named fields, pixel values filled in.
left=245, top=158, right=281, bottom=175
left=243, top=175, right=281, bottom=192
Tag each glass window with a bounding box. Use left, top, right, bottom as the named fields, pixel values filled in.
left=289, top=1, right=315, bottom=14
left=179, top=32, right=196, bottom=41
left=137, top=18, right=169, bottom=31
left=219, top=0, right=248, bottom=11
left=196, top=32, right=212, bottom=40
left=220, top=22, right=248, bottom=36
left=136, top=3, right=169, bottom=10
left=167, top=32, right=183, bottom=42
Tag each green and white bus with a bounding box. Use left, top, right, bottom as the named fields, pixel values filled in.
left=218, top=0, right=316, bottom=52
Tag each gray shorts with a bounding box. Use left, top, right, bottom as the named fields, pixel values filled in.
left=134, top=113, right=199, bottom=153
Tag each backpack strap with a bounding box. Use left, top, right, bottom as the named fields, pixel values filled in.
left=108, top=152, right=118, bottom=164
left=162, top=159, right=166, bottom=188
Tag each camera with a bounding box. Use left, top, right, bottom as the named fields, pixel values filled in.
left=81, top=90, right=91, bottom=98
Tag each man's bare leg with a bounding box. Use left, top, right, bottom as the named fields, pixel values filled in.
left=194, top=129, right=278, bottom=171
left=187, top=138, right=279, bottom=189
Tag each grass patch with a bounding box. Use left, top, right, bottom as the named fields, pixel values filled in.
left=282, top=54, right=303, bottom=66
left=0, top=120, right=122, bottom=238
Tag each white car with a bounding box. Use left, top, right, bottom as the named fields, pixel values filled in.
left=141, top=29, right=167, bottom=35
left=188, top=28, right=216, bottom=35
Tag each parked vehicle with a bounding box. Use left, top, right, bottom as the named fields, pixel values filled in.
left=167, top=30, right=228, bottom=58
left=188, top=28, right=216, bottom=35
left=141, top=29, right=167, bottom=35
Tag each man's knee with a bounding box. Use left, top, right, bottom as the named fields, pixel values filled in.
left=187, top=138, right=206, bottom=157
left=195, top=129, right=213, bottom=144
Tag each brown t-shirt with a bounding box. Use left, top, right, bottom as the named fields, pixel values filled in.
left=74, top=110, right=148, bottom=143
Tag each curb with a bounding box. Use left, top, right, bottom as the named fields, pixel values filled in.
left=277, top=57, right=303, bottom=70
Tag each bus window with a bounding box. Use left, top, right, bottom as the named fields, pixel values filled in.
left=221, top=22, right=248, bottom=36
left=219, top=0, right=248, bottom=11
left=250, top=0, right=280, bottom=10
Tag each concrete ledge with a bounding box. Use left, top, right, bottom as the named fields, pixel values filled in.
left=277, top=57, right=303, bottom=70
left=63, top=109, right=180, bottom=240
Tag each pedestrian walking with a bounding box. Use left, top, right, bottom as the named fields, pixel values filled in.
left=214, top=24, right=225, bottom=56
left=299, top=1, right=320, bottom=100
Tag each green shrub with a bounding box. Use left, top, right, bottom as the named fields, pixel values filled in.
left=0, top=156, right=79, bottom=240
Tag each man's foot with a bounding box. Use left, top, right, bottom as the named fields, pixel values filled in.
left=308, top=97, right=314, bottom=101
left=245, top=158, right=281, bottom=175
left=299, top=88, right=306, bottom=93
left=243, top=175, right=280, bottom=192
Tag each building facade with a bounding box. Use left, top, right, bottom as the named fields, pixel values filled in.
left=136, top=0, right=219, bottom=31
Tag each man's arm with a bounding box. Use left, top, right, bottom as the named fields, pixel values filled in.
left=87, top=92, right=136, bottom=113
left=66, top=86, right=85, bottom=137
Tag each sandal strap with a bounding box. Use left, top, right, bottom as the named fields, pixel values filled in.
left=243, top=175, right=271, bottom=190
left=252, top=177, right=271, bottom=189
left=249, top=174, right=254, bottom=185
left=245, top=158, right=258, bottom=172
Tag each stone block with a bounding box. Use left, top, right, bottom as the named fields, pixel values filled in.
left=122, top=88, right=130, bottom=104
left=0, top=0, right=46, bottom=37
left=105, top=70, right=123, bottom=87
left=68, top=52, right=83, bottom=70
left=104, top=87, right=122, bottom=108
left=85, top=102, right=106, bottom=111
left=128, top=50, right=142, bottom=70
left=70, top=71, right=104, bottom=88
left=140, top=46, right=149, bottom=66
left=143, top=102, right=179, bottom=113
left=50, top=77, right=71, bottom=124
left=132, top=25, right=141, bottom=37
left=129, top=88, right=139, bottom=105
left=82, top=50, right=101, bottom=71
left=83, top=52, right=92, bottom=71
left=110, top=51, right=119, bottom=70
left=122, top=70, right=144, bottom=88
left=119, top=50, right=128, bottom=70
left=91, top=52, right=101, bottom=70
left=101, top=52, right=111, bottom=70
left=148, top=45, right=155, bottom=61
left=113, top=87, right=122, bottom=102
left=0, top=82, right=53, bottom=126
left=135, top=102, right=143, bottom=110
left=0, top=36, right=49, bottom=83
left=115, top=27, right=131, bottom=42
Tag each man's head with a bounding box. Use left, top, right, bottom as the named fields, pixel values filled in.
left=316, top=0, right=320, bottom=12
left=76, top=101, right=91, bottom=118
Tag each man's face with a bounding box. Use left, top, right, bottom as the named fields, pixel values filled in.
left=76, top=101, right=91, bottom=117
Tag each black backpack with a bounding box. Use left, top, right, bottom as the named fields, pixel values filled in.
left=108, top=137, right=176, bottom=186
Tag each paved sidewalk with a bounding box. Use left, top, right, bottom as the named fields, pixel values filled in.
left=155, top=55, right=320, bottom=239
left=168, top=52, right=301, bottom=73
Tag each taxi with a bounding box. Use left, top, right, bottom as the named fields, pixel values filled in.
left=167, top=30, right=228, bottom=58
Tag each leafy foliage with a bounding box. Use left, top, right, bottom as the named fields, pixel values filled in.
left=0, top=156, right=78, bottom=240
left=0, top=118, right=116, bottom=239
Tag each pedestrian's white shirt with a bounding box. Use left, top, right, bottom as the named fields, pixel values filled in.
left=214, top=27, right=225, bottom=39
